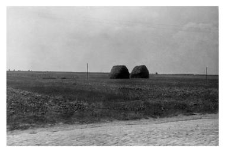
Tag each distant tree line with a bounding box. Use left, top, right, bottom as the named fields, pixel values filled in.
left=7, top=69, right=32, bottom=72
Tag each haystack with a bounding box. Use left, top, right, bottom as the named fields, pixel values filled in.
left=109, top=65, right=130, bottom=79
left=131, top=65, right=149, bottom=78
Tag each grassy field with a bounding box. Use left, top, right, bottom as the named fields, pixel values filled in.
left=7, top=71, right=218, bottom=130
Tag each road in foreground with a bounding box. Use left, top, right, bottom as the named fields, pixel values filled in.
left=7, top=114, right=218, bottom=146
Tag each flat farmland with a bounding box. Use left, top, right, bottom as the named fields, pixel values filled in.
left=7, top=71, right=218, bottom=130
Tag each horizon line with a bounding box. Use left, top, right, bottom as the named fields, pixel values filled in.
left=6, top=70, right=219, bottom=76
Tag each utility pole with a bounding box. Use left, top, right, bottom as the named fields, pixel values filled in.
left=87, top=63, right=88, bottom=80
left=206, top=67, right=208, bottom=81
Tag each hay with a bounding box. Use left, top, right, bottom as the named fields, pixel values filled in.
left=109, top=65, right=130, bottom=79
left=131, top=65, right=149, bottom=78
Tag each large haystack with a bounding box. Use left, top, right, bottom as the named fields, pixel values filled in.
left=109, top=65, right=130, bottom=79
left=131, top=65, right=149, bottom=78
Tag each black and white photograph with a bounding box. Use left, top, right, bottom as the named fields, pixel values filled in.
left=6, top=6, right=219, bottom=146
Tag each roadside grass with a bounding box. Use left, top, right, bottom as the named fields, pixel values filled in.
left=7, top=72, right=218, bottom=130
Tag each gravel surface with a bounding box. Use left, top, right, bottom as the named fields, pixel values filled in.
left=7, top=114, right=218, bottom=146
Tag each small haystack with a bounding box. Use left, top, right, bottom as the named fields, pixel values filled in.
left=131, top=65, right=149, bottom=78
left=109, top=65, right=130, bottom=79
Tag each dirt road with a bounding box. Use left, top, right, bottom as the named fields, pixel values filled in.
left=7, top=114, right=218, bottom=146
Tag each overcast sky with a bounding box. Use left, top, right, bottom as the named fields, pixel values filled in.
left=7, top=7, right=218, bottom=74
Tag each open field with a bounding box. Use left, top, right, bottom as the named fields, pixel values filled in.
left=7, top=71, right=218, bottom=130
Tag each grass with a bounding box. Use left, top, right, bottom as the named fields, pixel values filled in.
left=7, top=71, right=218, bottom=130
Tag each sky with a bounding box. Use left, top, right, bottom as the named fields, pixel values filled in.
left=7, top=6, right=218, bottom=74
